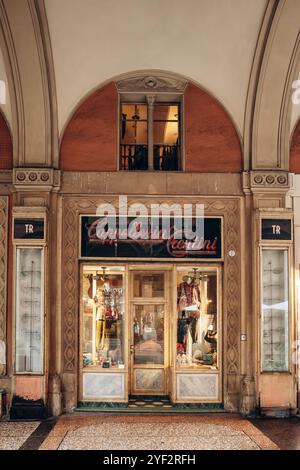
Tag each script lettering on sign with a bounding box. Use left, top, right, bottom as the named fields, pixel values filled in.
left=81, top=216, right=222, bottom=259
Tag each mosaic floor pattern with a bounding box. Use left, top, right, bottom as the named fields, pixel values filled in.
left=38, top=414, right=278, bottom=450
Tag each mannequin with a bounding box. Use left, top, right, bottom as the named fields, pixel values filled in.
left=93, top=278, right=123, bottom=366
left=177, top=276, right=200, bottom=313
left=177, top=275, right=201, bottom=363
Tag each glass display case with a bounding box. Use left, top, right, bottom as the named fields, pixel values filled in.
left=82, top=266, right=125, bottom=369
left=261, top=249, right=289, bottom=372
left=176, top=268, right=218, bottom=369
left=15, top=247, right=44, bottom=373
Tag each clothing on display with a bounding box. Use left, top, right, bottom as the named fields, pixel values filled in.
left=82, top=272, right=125, bottom=369
left=176, top=272, right=218, bottom=368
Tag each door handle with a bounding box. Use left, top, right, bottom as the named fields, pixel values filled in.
left=130, top=345, right=134, bottom=353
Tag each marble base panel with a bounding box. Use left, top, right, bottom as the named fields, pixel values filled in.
left=83, top=373, right=125, bottom=400
left=176, top=373, right=219, bottom=401
left=134, top=369, right=164, bottom=392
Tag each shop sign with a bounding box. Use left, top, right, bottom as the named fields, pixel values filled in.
left=261, top=218, right=292, bottom=241
left=13, top=218, right=45, bottom=240
left=81, top=216, right=222, bottom=259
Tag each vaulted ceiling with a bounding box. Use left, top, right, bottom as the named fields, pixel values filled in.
left=0, top=0, right=300, bottom=170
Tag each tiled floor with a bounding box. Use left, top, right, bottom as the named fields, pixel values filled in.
left=128, top=397, right=173, bottom=409
left=2, top=414, right=300, bottom=450
left=251, top=418, right=300, bottom=451
left=38, top=414, right=278, bottom=450
left=0, top=421, right=40, bottom=450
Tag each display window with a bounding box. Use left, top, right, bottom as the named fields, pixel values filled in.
left=176, top=267, right=218, bottom=369
left=261, top=249, right=289, bottom=372
left=15, top=247, right=44, bottom=373
left=80, top=263, right=221, bottom=402
left=81, top=266, right=126, bottom=370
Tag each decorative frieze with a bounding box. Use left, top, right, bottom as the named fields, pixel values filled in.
left=0, top=196, right=8, bottom=376
left=13, top=168, right=61, bottom=191
left=244, top=171, right=290, bottom=191
left=116, top=74, right=187, bottom=93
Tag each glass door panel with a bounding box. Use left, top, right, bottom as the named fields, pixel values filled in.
left=133, top=273, right=164, bottom=298
left=133, top=304, right=165, bottom=365
left=130, top=269, right=168, bottom=395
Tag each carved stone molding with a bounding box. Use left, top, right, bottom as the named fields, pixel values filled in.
left=0, top=196, right=8, bottom=376
left=116, top=74, right=187, bottom=93
left=61, top=196, right=241, bottom=410
left=239, top=375, right=256, bottom=416
left=249, top=171, right=290, bottom=190
left=13, top=168, right=61, bottom=191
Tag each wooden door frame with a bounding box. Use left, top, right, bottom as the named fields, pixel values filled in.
left=128, top=264, right=172, bottom=395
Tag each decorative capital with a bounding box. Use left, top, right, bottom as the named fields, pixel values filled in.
left=146, top=94, right=156, bottom=106
left=243, top=171, right=290, bottom=193
left=13, top=168, right=61, bottom=191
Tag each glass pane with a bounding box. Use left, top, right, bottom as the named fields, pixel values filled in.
left=176, top=268, right=218, bottom=369
left=153, top=122, right=178, bottom=145
left=122, top=104, right=148, bottom=120
left=133, top=304, right=164, bottom=365
left=153, top=104, right=179, bottom=145
left=154, top=104, right=179, bottom=121
left=15, top=248, right=43, bottom=373
left=121, top=104, right=147, bottom=144
left=261, top=249, right=289, bottom=372
left=133, top=273, right=164, bottom=298
left=82, top=267, right=125, bottom=369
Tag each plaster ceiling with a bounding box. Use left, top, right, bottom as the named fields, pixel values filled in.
left=45, top=0, right=268, bottom=135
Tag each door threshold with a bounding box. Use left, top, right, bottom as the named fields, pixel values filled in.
left=75, top=408, right=227, bottom=414
left=76, top=399, right=225, bottom=414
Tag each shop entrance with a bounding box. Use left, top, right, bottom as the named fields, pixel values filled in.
left=129, top=268, right=169, bottom=395
left=80, top=263, right=221, bottom=404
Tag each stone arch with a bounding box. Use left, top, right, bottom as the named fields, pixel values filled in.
left=251, top=0, right=300, bottom=170
left=290, top=117, right=300, bottom=173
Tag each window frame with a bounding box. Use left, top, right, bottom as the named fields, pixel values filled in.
left=14, top=246, right=45, bottom=375
left=259, top=246, right=291, bottom=373
left=118, top=93, right=185, bottom=171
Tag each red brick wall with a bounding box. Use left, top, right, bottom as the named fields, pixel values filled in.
left=60, top=81, right=243, bottom=172
left=60, top=82, right=118, bottom=171
left=290, top=119, right=300, bottom=173
left=0, top=111, right=12, bottom=170
left=184, top=83, right=242, bottom=172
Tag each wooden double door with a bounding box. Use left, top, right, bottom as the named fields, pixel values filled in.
left=129, top=267, right=170, bottom=395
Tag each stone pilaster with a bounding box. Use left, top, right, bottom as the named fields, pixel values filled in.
left=0, top=196, right=8, bottom=376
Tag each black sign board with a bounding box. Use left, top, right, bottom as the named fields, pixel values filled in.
left=261, top=218, right=292, bottom=241
left=14, top=218, right=45, bottom=240
left=81, top=216, right=222, bottom=259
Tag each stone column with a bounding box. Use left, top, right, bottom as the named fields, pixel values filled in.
left=240, top=174, right=256, bottom=415
left=0, top=196, right=8, bottom=377
left=147, top=95, right=156, bottom=170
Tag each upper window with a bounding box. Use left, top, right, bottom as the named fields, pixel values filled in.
left=120, top=100, right=181, bottom=171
